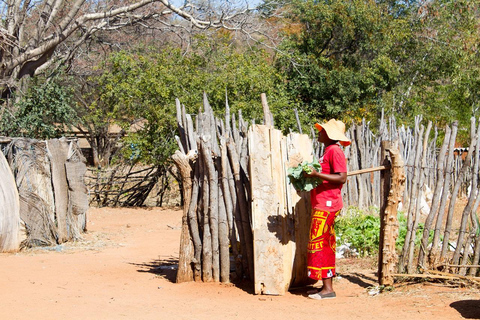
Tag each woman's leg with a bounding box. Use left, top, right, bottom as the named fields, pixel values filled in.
left=321, top=277, right=334, bottom=294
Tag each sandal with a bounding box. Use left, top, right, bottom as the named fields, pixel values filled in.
left=308, top=292, right=336, bottom=300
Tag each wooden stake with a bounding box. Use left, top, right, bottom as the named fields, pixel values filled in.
left=172, top=150, right=194, bottom=283
left=227, top=138, right=254, bottom=279
left=347, top=165, right=390, bottom=176
left=378, top=141, right=391, bottom=285
left=261, top=93, right=273, bottom=126
left=379, top=145, right=405, bottom=286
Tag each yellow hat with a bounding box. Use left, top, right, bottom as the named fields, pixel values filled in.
left=314, top=119, right=351, bottom=147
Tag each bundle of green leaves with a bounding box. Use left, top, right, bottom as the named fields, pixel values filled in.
left=287, top=159, right=322, bottom=192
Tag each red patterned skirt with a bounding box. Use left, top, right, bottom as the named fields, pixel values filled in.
left=307, top=209, right=339, bottom=280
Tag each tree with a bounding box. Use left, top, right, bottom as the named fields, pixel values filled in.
left=388, top=0, right=480, bottom=140
left=274, top=0, right=408, bottom=122
left=0, top=0, right=262, bottom=101
left=73, top=35, right=293, bottom=167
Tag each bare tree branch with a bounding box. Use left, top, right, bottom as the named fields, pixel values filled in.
left=0, top=0, right=264, bottom=96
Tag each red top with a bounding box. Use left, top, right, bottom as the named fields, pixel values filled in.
left=310, top=144, right=348, bottom=212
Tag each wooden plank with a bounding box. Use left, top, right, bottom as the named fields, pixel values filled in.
left=285, top=133, right=315, bottom=288
left=13, top=140, right=56, bottom=246
left=65, top=161, right=88, bottom=239
left=249, top=125, right=315, bottom=295
left=270, top=129, right=290, bottom=291
left=0, top=149, right=21, bottom=252
left=261, top=93, right=273, bottom=126
left=47, top=138, right=70, bottom=243
left=249, top=124, right=286, bottom=295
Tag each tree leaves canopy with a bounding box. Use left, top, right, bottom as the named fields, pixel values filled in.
left=276, top=0, right=408, bottom=123
left=78, top=35, right=292, bottom=165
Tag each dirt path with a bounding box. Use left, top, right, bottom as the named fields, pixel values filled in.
left=0, top=207, right=479, bottom=320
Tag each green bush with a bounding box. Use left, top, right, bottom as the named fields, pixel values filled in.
left=0, top=75, right=79, bottom=139
left=336, top=207, right=380, bottom=257
left=335, top=207, right=431, bottom=257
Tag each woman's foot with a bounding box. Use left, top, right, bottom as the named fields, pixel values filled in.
left=308, top=291, right=336, bottom=300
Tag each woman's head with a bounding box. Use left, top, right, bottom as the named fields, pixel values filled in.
left=314, top=119, right=351, bottom=146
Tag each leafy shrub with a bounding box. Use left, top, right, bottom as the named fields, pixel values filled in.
left=336, top=207, right=380, bottom=257
left=335, top=207, right=430, bottom=257
left=0, top=75, right=79, bottom=139
left=396, top=213, right=433, bottom=252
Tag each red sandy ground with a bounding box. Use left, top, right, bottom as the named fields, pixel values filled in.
left=0, top=207, right=479, bottom=320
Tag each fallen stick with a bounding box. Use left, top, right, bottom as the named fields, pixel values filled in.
left=426, top=269, right=480, bottom=282
left=392, top=272, right=480, bottom=284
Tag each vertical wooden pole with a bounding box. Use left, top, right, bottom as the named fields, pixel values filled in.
left=187, top=159, right=202, bottom=282
left=378, top=141, right=392, bottom=284
left=172, top=150, right=194, bottom=283
left=260, top=93, right=273, bottom=126
left=418, top=125, right=450, bottom=269
left=47, top=138, right=70, bottom=243
left=379, top=145, right=405, bottom=286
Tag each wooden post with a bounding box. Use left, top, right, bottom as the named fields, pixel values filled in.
left=379, top=145, right=405, bottom=286
left=47, top=138, right=70, bottom=243
left=378, top=141, right=392, bottom=284
left=227, top=138, right=254, bottom=279
left=260, top=93, right=273, bottom=126
left=172, top=150, right=196, bottom=283
left=187, top=159, right=202, bottom=282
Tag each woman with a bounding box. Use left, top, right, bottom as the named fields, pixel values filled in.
left=304, top=119, right=350, bottom=300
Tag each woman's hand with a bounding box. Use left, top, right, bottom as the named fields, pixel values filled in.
left=303, top=166, right=319, bottom=178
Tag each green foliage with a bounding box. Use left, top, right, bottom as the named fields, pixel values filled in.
left=336, top=207, right=433, bottom=257
left=397, top=0, right=480, bottom=143
left=271, top=0, right=480, bottom=139
left=80, top=36, right=294, bottom=166
left=287, top=159, right=322, bottom=191
left=396, top=212, right=434, bottom=252
left=276, top=0, right=407, bottom=122
left=336, top=207, right=381, bottom=257
left=0, top=76, right=79, bottom=139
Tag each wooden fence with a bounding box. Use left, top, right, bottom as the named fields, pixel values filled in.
left=340, top=114, right=480, bottom=279
left=0, top=137, right=88, bottom=251
left=172, top=91, right=480, bottom=290
left=85, top=164, right=178, bottom=207
left=173, top=93, right=252, bottom=284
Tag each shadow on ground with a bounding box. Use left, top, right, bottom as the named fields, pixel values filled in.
left=131, top=256, right=179, bottom=282
left=131, top=257, right=257, bottom=294
left=341, top=272, right=377, bottom=288
left=288, top=271, right=376, bottom=298
left=450, top=300, right=480, bottom=319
